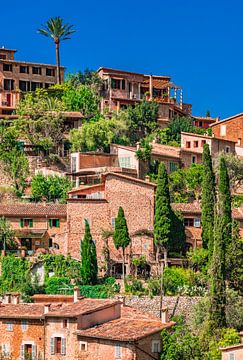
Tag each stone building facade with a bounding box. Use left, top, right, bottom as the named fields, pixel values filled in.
left=0, top=290, right=173, bottom=360
left=0, top=47, right=64, bottom=115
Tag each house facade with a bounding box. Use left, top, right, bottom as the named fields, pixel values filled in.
left=0, top=290, right=173, bottom=360
left=0, top=48, right=64, bottom=115
left=97, top=67, right=192, bottom=127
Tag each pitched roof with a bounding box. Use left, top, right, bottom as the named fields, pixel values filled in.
left=0, top=204, right=67, bottom=217
left=0, top=303, right=45, bottom=319
left=151, top=143, right=181, bottom=159
left=76, top=306, right=174, bottom=341
left=44, top=298, right=120, bottom=318
left=172, top=202, right=201, bottom=214
left=210, top=113, right=243, bottom=127
left=185, top=226, right=202, bottom=239
left=102, top=172, right=157, bottom=188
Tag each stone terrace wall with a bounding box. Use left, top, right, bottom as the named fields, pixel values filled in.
left=117, top=295, right=201, bottom=321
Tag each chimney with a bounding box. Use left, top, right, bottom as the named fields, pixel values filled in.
left=3, top=294, right=10, bottom=304
left=161, top=308, right=169, bottom=324
left=145, top=175, right=150, bottom=183
left=44, top=303, right=51, bottom=314
left=117, top=295, right=125, bottom=306
left=73, top=286, right=80, bottom=303
left=12, top=293, right=20, bottom=304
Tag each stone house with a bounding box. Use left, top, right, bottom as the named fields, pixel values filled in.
left=97, top=67, right=192, bottom=127
left=0, top=204, right=67, bottom=255
left=0, top=289, right=173, bottom=360
left=0, top=47, right=64, bottom=115
left=220, top=332, right=243, bottom=360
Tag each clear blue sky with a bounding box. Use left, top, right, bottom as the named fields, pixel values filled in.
left=2, top=0, right=243, bottom=119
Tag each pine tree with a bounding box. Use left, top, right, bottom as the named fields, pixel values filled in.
left=113, top=207, right=131, bottom=281
left=209, top=203, right=226, bottom=328
left=218, top=156, right=232, bottom=248
left=154, top=162, right=172, bottom=267
left=201, top=143, right=215, bottom=255
left=80, top=220, right=98, bottom=285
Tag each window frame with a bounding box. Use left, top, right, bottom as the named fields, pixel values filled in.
left=6, top=322, right=13, bottom=332
left=115, top=342, right=121, bottom=359
left=21, top=320, right=28, bottom=331
left=152, top=340, right=161, bottom=353
left=80, top=341, right=88, bottom=351
left=194, top=218, right=201, bottom=228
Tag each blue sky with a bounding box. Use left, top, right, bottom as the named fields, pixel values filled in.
left=2, top=0, right=243, bottom=119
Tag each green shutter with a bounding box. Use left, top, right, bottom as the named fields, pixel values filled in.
left=56, top=219, right=60, bottom=228
left=29, top=219, right=33, bottom=228
left=20, top=219, right=24, bottom=228
left=49, top=219, right=53, bottom=228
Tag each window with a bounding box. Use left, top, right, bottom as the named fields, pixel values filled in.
left=31, top=82, right=42, bottom=91
left=121, top=79, right=125, bottom=90
left=194, top=218, right=201, bottom=227
left=201, top=140, right=206, bottom=146
left=49, top=219, right=60, bottom=228
left=21, top=320, right=28, bottom=331
left=49, top=238, right=53, bottom=248
left=184, top=218, right=194, bottom=227
left=229, top=353, right=235, bottom=360
left=51, top=337, right=66, bottom=355
left=20, top=219, right=33, bottom=228
left=169, top=162, right=178, bottom=173
left=32, top=66, right=41, bottom=75
left=3, top=63, right=12, bottom=71
left=152, top=340, right=161, bottom=353
left=192, top=155, right=197, bottom=164
left=46, top=68, right=55, bottom=76
left=6, top=322, right=13, bottom=332
left=220, top=124, right=226, bottom=136
left=2, top=343, right=10, bottom=355
left=20, top=344, right=37, bottom=360
left=111, top=78, right=122, bottom=89
left=20, top=65, right=29, bottom=74
left=225, top=146, right=230, bottom=153
left=193, top=141, right=198, bottom=148
left=186, top=141, right=191, bottom=148
left=19, top=80, right=30, bottom=92
left=118, top=157, right=131, bottom=168
left=199, top=121, right=203, bottom=127
left=0, top=54, right=6, bottom=59
left=80, top=341, right=88, bottom=351
left=4, top=79, right=14, bottom=90
left=111, top=217, right=116, bottom=228
left=115, top=343, right=121, bottom=359
left=62, top=319, right=68, bottom=328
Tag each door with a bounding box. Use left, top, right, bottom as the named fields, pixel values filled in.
left=6, top=93, right=11, bottom=106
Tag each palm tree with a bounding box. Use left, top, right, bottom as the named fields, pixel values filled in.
left=38, top=17, right=76, bottom=84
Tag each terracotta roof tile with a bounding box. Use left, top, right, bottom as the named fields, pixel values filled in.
left=151, top=143, right=181, bottom=159
left=76, top=306, right=174, bottom=341
left=102, top=172, right=157, bottom=188
left=0, top=304, right=45, bottom=319
left=0, top=204, right=67, bottom=217
left=172, top=202, right=201, bottom=214
left=185, top=226, right=202, bottom=239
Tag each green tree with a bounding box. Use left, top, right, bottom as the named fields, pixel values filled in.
left=0, top=217, right=15, bottom=252
left=113, top=207, right=131, bottom=282
left=31, top=174, right=72, bottom=203
left=168, top=116, right=204, bottom=143
left=80, top=220, right=98, bottom=285
left=218, top=157, right=232, bottom=248
left=208, top=203, right=226, bottom=329
left=201, top=143, right=215, bottom=254
left=170, top=210, right=186, bottom=255
left=38, top=17, right=76, bottom=84
left=154, top=163, right=172, bottom=266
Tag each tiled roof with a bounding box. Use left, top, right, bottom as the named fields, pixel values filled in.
left=151, top=143, right=181, bottom=159
left=185, top=226, right=202, bottom=239
left=0, top=204, right=67, bottom=217
left=210, top=113, right=243, bottom=127
left=172, top=202, right=201, bottom=214
left=102, top=172, right=157, bottom=188
left=32, top=294, right=74, bottom=303
left=76, top=306, right=174, bottom=341
left=0, top=304, right=45, bottom=319
left=45, top=298, right=120, bottom=318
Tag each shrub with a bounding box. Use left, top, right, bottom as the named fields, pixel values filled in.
left=125, top=277, right=146, bottom=295
left=45, top=277, right=72, bottom=294
left=163, top=267, right=194, bottom=295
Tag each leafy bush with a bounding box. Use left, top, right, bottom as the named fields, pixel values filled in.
left=0, top=256, right=30, bottom=294
left=41, top=254, right=81, bottom=283
left=125, top=277, right=146, bottom=295
left=163, top=267, right=194, bottom=295
left=45, top=276, right=72, bottom=294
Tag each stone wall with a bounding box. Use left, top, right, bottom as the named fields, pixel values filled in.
left=118, top=295, right=201, bottom=321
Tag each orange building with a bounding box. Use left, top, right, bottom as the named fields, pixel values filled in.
left=0, top=47, right=64, bottom=115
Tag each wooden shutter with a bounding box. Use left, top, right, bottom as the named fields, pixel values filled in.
left=50, top=338, right=55, bottom=355
left=29, top=219, right=33, bottom=228
left=32, top=344, right=37, bottom=358
left=56, top=219, right=60, bottom=228
left=61, top=338, right=66, bottom=355
left=20, top=219, right=24, bottom=228
left=20, top=344, right=25, bottom=360
left=49, top=219, right=53, bottom=228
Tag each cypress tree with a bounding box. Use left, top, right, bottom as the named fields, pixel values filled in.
left=218, top=157, right=232, bottom=247
left=80, top=220, right=98, bottom=285
left=201, top=143, right=215, bottom=255
left=113, top=207, right=131, bottom=281
left=209, top=203, right=226, bottom=328
left=154, top=162, right=172, bottom=267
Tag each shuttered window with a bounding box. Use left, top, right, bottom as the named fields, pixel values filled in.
left=49, top=219, right=60, bottom=228
left=20, top=345, right=25, bottom=360
left=61, top=338, right=66, bottom=355
left=115, top=342, right=121, bottom=359
left=50, top=338, right=55, bottom=355
left=32, top=344, right=37, bottom=358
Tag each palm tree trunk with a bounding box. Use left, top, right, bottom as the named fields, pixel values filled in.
left=55, top=41, right=61, bottom=84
